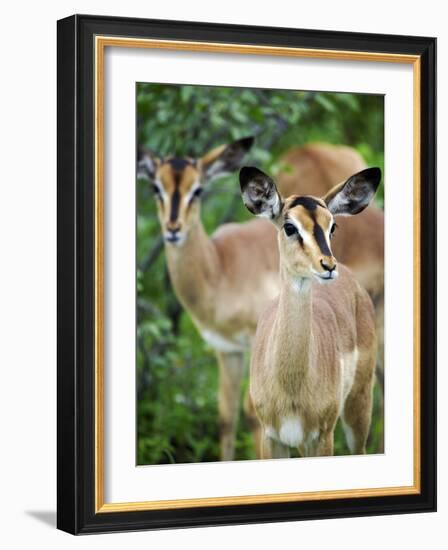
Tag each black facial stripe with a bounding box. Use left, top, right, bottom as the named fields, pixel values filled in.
left=170, top=187, right=180, bottom=222
left=289, top=196, right=322, bottom=211
left=313, top=222, right=332, bottom=256
left=170, top=172, right=181, bottom=222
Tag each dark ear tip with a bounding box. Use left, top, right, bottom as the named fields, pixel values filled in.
left=239, top=166, right=253, bottom=187
left=239, top=136, right=255, bottom=150
left=362, top=166, right=382, bottom=186
left=239, top=165, right=265, bottom=190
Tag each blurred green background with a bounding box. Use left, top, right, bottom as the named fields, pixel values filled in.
left=136, top=84, right=384, bottom=465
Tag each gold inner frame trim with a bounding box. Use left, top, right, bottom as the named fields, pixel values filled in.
left=94, top=35, right=421, bottom=513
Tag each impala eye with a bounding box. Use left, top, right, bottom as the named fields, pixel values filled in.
left=188, top=186, right=203, bottom=205
left=283, top=223, right=298, bottom=237
left=330, top=223, right=337, bottom=238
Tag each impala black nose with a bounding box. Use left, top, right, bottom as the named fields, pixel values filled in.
left=320, top=259, right=336, bottom=273
left=166, top=227, right=181, bottom=242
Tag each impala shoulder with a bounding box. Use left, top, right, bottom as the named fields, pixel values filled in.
left=211, top=221, right=240, bottom=240
left=212, top=217, right=273, bottom=238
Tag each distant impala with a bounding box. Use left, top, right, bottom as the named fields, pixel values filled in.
left=139, top=137, right=280, bottom=460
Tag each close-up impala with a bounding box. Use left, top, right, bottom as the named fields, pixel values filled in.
left=239, top=165, right=380, bottom=458
left=277, top=144, right=385, bottom=450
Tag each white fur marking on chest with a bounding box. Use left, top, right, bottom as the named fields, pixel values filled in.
left=279, top=417, right=304, bottom=448
left=200, top=329, right=246, bottom=353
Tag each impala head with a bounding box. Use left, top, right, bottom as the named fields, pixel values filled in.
left=138, top=137, right=254, bottom=245
left=239, top=165, right=381, bottom=283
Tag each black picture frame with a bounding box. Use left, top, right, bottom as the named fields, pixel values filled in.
left=57, top=14, right=436, bottom=535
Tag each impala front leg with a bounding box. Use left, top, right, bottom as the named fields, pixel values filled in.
left=216, top=351, right=245, bottom=461
left=262, top=431, right=290, bottom=459
left=315, top=430, right=335, bottom=457
left=243, top=390, right=263, bottom=458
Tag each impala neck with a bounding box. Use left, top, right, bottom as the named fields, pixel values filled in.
left=272, top=266, right=314, bottom=381
left=164, top=220, right=220, bottom=317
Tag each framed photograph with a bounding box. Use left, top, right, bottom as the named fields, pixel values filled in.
left=57, top=14, right=436, bottom=534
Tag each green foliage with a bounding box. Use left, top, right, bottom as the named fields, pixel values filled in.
left=137, top=83, right=384, bottom=465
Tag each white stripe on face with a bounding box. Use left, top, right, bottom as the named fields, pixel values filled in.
left=184, top=181, right=201, bottom=203
left=286, top=216, right=313, bottom=247
left=153, top=179, right=168, bottom=202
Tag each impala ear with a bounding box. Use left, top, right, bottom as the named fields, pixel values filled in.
left=323, top=167, right=381, bottom=216
left=200, top=136, right=254, bottom=182
left=137, top=147, right=160, bottom=181
left=239, top=166, right=283, bottom=221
